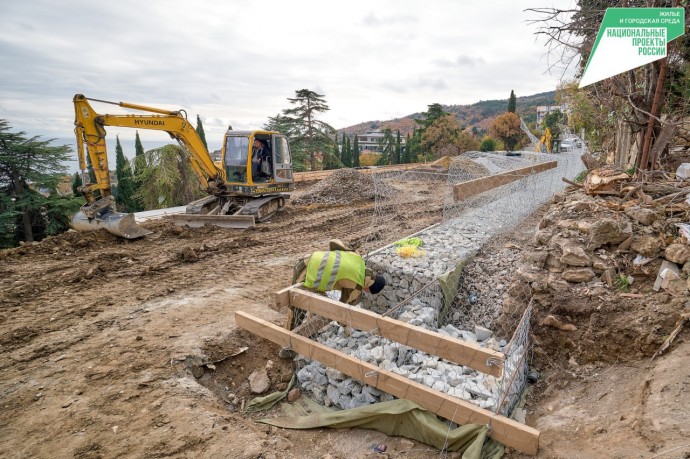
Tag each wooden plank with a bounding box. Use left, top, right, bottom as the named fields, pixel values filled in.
left=236, top=311, right=540, bottom=455
left=453, top=161, right=557, bottom=201
left=289, top=289, right=504, bottom=377
left=275, top=286, right=293, bottom=310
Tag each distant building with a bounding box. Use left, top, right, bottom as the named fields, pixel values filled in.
left=536, top=104, right=568, bottom=126
left=350, top=130, right=406, bottom=152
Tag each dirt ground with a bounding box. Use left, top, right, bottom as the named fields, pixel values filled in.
left=1, top=178, right=689, bottom=458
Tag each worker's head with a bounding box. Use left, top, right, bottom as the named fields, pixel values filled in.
left=366, top=275, right=386, bottom=295
left=253, top=139, right=264, bottom=148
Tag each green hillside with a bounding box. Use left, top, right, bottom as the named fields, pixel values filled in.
left=338, top=90, right=556, bottom=137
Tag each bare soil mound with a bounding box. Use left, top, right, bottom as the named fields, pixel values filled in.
left=292, top=169, right=396, bottom=205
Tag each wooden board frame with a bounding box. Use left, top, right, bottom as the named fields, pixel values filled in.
left=236, top=311, right=539, bottom=455
left=288, top=289, right=504, bottom=377
left=453, top=161, right=557, bottom=201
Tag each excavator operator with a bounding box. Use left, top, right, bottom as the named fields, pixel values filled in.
left=252, top=139, right=271, bottom=181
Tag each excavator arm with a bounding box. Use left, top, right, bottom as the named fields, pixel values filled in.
left=73, top=94, right=225, bottom=198
left=72, top=94, right=228, bottom=238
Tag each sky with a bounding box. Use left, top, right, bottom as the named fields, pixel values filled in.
left=0, top=0, right=576, bottom=164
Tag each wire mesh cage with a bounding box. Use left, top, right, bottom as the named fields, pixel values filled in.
left=288, top=147, right=586, bottom=419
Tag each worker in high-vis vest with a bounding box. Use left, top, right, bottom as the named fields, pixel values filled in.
left=302, top=250, right=385, bottom=304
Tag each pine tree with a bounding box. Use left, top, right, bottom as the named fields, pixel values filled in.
left=114, top=135, right=136, bottom=211
left=352, top=135, right=360, bottom=167
left=0, top=119, right=80, bottom=246
left=395, top=131, right=401, bottom=164
left=72, top=172, right=82, bottom=196
left=508, top=90, right=517, bottom=113
left=416, top=103, right=448, bottom=130
left=196, top=115, right=208, bottom=150
left=281, top=89, right=336, bottom=171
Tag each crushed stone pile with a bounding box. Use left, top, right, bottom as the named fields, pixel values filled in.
left=293, top=169, right=397, bottom=205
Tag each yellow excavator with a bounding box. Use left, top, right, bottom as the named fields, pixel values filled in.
left=535, top=127, right=552, bottom=154
left=72, top=94, right=294, bottom=238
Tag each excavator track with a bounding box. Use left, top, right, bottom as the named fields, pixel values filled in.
left=172, top=194, right=287, bottom=228
left=238, top=194, right=287, bottom=222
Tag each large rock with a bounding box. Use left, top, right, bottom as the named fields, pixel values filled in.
left=587, top=219, right=632, bottom=250
left=249, top=368, right=270, bottom=394
left=545, top=253, right=564, bottom=272
left=625, top=207, right=657, bottom=226
left=562, top=267, right=595, bottom=283
left=560, top=243, right=592, bottom=267
left=534, top=228, right=556, bottom=246
left=631, top=236, right=663, bottom=257
left=547, top=273, right=571, bottom=292
left=521, top=251, right=548, bottom=269
left=665, top=243, right=690, bottom=265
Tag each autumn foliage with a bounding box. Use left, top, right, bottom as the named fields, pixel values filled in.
left=489, top=112, right=523, bottom=151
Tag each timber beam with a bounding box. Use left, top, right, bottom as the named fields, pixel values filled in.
left=453, top=160, right=557, bottom=201
left=236, top=311, right=539, bottom=455
left=288, top=289, right=504, bottom=377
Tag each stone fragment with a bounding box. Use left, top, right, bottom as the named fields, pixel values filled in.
left=587, top=219, right=632, bottom=250
left=547, top=273, right=570, bottom=292
left=474, top=325, right=492, bottom=342
left=665, top=243, right=690, bottom=265
left=521, top=251, right=548, bottom=269
left=559, top=243, right=592, bottom=267
left=562, top=267, right=595, bottom=283
left=248, top=368, right=270, bottom=394
left=625, top=207, right=657, bottom=226
left=287, top=388, right=301, bottom=402
left=534, top=229, right=555, bottom=246
left=631, top=236, right=663, bottom=257
left=541, top=315, right=577, bottom=331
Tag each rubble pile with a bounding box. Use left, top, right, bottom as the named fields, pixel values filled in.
left=293, top=169, right=396, bottom=205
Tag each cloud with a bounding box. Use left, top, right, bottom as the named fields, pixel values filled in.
left=0, top=0, right=571, bottom=142
left=433, top=55, right=487, bottom=68
left=362, top=11, right=417, bottom=26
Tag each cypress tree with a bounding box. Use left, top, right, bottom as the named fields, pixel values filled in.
left=114, top=135, right=136, bottom=211
left=395, top=130, right=401, bottom=164
left=72, top=172, right=82, bottom=196
left=340, top=134, right=347, bottom=163
left=352, top=134, right=360, bottom=167
left=86, top=153, right=97, bottom=184
left=196, top=115, right=208, bottom=150
left=507, top=90, right=517, bottom=113
left=344, top=137, right=352, bottom=167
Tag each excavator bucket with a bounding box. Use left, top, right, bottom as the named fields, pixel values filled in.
left=170, top=214, right=256, bottom=229
left=71, top=211, right=152, bottom=239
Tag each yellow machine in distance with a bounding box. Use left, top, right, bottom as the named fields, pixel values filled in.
left=535, top=128, right=552, bottom=154
left=72, top=94, right=294, bottom=238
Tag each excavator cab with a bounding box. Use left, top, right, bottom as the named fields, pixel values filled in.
left=220, top=130, right=293, bottom=190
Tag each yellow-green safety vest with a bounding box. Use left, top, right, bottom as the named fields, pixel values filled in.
left=303, top=251, right=365, bottom=292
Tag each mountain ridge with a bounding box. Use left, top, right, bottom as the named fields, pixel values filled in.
left=337, top=90, right=556, bottom=137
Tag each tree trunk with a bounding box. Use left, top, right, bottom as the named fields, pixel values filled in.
left=11, top=172, right=33, bottom=242
left=637, top=57, right=668, bottom=175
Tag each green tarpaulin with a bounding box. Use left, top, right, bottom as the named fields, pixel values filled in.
left=258, top=399, right=504, bottom=459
